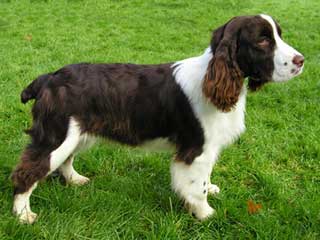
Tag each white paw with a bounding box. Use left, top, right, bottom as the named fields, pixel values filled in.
left=194, top=202, right=215, bottom=220
left=208, top=184, right=220, bottom=195
left=185, top=200, right=215, bottom=221
left=17, top=210, right=38, bottom=224
left=67, top=174, right=90, bottom=186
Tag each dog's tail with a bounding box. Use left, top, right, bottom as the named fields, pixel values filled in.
left=22, top=71, right=70, bottom=144
left=21, top=74, right=51, bottom=104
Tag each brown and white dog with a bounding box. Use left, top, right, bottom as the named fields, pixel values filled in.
left=12, top=14, right=304, bottom=224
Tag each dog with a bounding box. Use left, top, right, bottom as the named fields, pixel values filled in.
left=12, top=14, right=304, bottom=224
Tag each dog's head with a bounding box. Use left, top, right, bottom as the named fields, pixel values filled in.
left=203, top=14, right=304, bottom=112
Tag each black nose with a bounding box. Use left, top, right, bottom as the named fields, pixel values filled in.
left=292, top=55, right=304, bottom=67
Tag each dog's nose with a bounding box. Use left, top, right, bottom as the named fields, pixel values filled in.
left=292, top=55, right=304, bottom=67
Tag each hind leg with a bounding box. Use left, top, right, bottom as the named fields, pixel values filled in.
left=59, top=155, right=90, bottom=185
left=12, top=148, right=51, bottom=224
left=13, top=182, right=39, bottom=224
left=12, top=117, right=82, bottom=224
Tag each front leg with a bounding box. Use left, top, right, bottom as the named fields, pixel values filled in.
left=171, top=150, right=218, bottom=220
left=207, top=150, right=221, bottom=196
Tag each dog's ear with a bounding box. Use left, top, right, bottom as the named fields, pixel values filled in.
left=203, top=22, right=244, bottom=112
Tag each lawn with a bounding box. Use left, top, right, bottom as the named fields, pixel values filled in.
left=0, top=0, right=319, bottom=239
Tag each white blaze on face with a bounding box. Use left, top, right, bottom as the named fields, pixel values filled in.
left=260, top=14, right=304, bottom=82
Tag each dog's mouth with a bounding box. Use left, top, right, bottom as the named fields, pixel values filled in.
left=291, top=66, right=304, bottom=76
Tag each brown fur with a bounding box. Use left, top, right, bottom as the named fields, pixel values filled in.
left=12, top=147, right=51, bottom=194
left=203, top=55, right=243, bottom=112
left=12, top=62, right=206, bottom=195
left=248, top=77, right=265, bottom=91
left=203, top=25, right=244, bottom=112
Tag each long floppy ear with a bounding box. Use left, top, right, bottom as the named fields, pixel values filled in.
left=203, top=22, right=244, bottom=112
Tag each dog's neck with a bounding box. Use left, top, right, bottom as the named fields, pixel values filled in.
left=173, top=47, right=213, bottom=104
left=173, top=47, right=247, bottom=114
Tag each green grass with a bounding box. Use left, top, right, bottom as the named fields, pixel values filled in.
left=0, top=0, right=319, bottom=239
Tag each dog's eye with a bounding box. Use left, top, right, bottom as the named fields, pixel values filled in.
left=258, top=37, right=270, bottom=47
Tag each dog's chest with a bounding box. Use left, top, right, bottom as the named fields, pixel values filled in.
left=197, top=91, right=247, bottom=147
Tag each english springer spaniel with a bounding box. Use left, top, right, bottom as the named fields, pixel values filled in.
left=12, top=14, right=304, bottom=224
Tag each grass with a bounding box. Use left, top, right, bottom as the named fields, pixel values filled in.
left=0, top=0, right=319, bottom=239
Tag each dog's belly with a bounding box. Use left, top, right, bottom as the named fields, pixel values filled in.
left=140, top=138, right=175, bottom=152
left=75, top=133, right=97, bottom=153
left=74, top=132, right=175, bottom=154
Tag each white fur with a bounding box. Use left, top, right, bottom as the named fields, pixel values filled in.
left=260, top=14, right=304, bottom=82
left=13, top=117, right=88, bottom=224
left=49, top=117, right=82, bottom=172
left=208, top=184, right=220, bottom=195
left=55, top=122, right=94, bottom=184
left=74, top=133, right=96, bottom=154
left=59, top=156, right=90, bottom=185
left=174, top=48, right=246, bottom=160
left=171, top=155, right=215, bottom=220
left=140, top=138, right=175, bottom=152
left=171, top=48, right=246, bottom=219
left=51, top=119, right=94, bottom=185
left=13, top=182, right=38, bottom=224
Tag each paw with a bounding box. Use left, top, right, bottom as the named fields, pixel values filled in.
left=193, top=203, right=215, bottom=220
left=16, top=210, right=38, bottom=224
left=185, top=200, right=215, bottom=221
left=67, top=174, right=90, bottom=186
left=208, top=184, right=220, bottom=195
